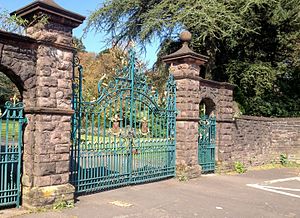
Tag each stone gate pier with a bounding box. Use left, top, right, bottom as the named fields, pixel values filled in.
left=2, top=0, right=85, bottom=208
left=163, top=31, right=235, bottom=178
left=163, top=31, right=300, bottom=176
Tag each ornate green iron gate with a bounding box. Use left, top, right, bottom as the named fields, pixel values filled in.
left=198, top=115, right=216, bottom=173
left=0, top=100, right=24, bottom=207
left=71, top=48, right=176, bottom=193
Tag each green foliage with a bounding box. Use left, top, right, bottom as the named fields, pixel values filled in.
left=280, top=154, right=288, bottom=166
left=86, top=0, right=245, bottom=47
left=28, top=200, right=74, bottom=213
left=0, top=8, right=48, bottom=35
left=278, top=154, right=300, bottom=168
left=225, top=0, right=300, bottom=117
left=53, top=200, right=74, bottom=210
left=0, top=72, right=19, bottom=107
left=234, top=161, right=247, bottom=174
left=73, top=37, right=86, bottom=52
left=284, top=162, right=300, bottom=168
left=86, top=0, right=300, bottom=117
left=0, top=9, right=28, bottom=34
left=78, top=47, right=127, bottom=101
left=1, top=121, right=20, bottom=141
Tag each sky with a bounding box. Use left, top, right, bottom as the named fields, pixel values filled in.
left=0, top=0, right=160, bottom=67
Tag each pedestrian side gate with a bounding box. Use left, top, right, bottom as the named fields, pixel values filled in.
left=198, top=115, right=216, bottom=173
left=0, top=100, right=24, bottom=207
left=71, top=48, right=177, bottom=193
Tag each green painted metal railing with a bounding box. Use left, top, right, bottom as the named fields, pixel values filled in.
left=0, top=101, right=24, bottom=207
left=71, top=48, right=176, bottom=193
left=198, top=115, right=216, bottom=173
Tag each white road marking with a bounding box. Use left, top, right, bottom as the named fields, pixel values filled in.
left=260, top=186, right=300, bottom=192
left=263, top=177, right=300, bottom=184
left=247, top=177, right=300, bottom=199
left=247, top=184, right=300, bottom=199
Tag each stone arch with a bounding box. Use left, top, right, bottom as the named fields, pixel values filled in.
left=199, top=97, right=216, bottom=117
left=0, top=31, right=39, bottom=108
left=0, top=64, right=24, bottom=99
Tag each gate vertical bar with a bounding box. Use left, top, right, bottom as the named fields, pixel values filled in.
left=198, top=115, right=216, bottom=173
left=0, top=101, right=24, bottom=208
left=16, top=108, right=24, bottom=207
left=76, top=65, right=83, bottom=191
left=166, top=74, right=176, bottom=176
left=70, top=46, right=177, bottom=193
left=129, top=48, right=135, bottom=183
left=71, top=56, right=77, bottom=186
left=71, top=54, right=84, bottom=191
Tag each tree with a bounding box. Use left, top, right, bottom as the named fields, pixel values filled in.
left=225, top=0, right=300, bottom=116
left=85, top=0, right=300, bottom=117
left=73, top=37, right=86, bottom=52
left=0, top=9, right=48, bottom=35
left=0, top=72, right=19, bottom=107
left=77, top=47, right=127, bottom=100
left=0, top=9, right=28, bottom=34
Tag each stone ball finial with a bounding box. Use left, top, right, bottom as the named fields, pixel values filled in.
left=180, top=30, right=192, bottom=43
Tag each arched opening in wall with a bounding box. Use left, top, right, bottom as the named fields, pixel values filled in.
left=0, top=69, right=24, bottom=208
left=198, top=97, right=217, bottom=174
left=0, top=71, right=21, bottom=108
left=199, top=98, right=216, bottom=117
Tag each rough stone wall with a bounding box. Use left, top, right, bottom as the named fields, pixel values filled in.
left=23, top=113, right=74, bottom=207
left=227, top=116, right=300, bottom=168
left=0, top=31, right=37, bottom=99
left=172, top=63, right=202, bottom=178
left=28, top=43, right=73, bottom=206
left=22, top=36, right=75, bottom=207
left=170, top=61, right=236, bottom=177
left=0, top=0, right=84, bottom=208
left=0, top=31, right=73, bottom=109
left=198, top=79, right=234, bottom=167
left=177, top=79, right=201, bottom=119
left=196, top=82, right=300, bottom=171
left=26, top=20, right=73, bottom=46
left=0, top=29, right=75, bottom=207
left=199, top=79, right=234, bottom=120
left=169, top=59, right=299, bottom=172
left=35, top=45, right=73, bottom=109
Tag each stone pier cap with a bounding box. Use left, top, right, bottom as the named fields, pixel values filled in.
left=11, top=0, right=85, bottom=28
left=162, top=31, right=209, bottom=66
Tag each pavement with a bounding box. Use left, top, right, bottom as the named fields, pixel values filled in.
left=1, top=168, right=300, bottom=218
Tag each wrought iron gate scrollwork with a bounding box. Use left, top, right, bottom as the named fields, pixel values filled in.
left=0, top=99, right=25, bottom=207
left=198, top=115, right=216, bottom=173
left=71, top=48, right=176, bottom=193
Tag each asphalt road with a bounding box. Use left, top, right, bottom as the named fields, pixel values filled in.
left=3, top=168, right=300, bottom=218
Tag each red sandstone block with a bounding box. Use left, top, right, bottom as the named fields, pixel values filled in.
left=34, top=175, right=51, bottom=187
left=50, top=173, right=69, bottom=186
left=34, top=162, right=56, bottom=176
